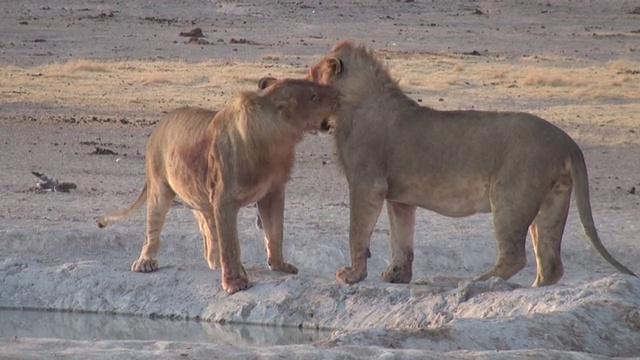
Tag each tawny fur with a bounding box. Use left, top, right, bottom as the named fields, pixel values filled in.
left=309, top=40, right=636, bottom=286
left=97, top=78, right=338, bottom=294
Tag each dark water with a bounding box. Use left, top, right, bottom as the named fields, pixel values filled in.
left=0, top=309, right=329, bottom=346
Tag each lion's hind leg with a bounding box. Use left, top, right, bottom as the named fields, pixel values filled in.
left=380, top=201, right=416, bottom=284
left=131, top=182, right=175, bottom=273
left=530, top=176, right=571, bottom=286
left=257, top=187, right=298, bottom=274
left=475, top=191, right=538, bottom=282
left=193, top=210, right=220, bottom=270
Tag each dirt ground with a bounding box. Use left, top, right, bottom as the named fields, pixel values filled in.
left=1, top=1, right=639, bottom=359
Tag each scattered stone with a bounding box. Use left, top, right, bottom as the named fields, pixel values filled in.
left=79, top=12, right=115, bottom=21
left=30, top=172, right=77, bottom=193
left=179, top=27, right=204, bottom=37
left=139, top=16, right=176, bottom=25
left=92, top=147, right=118, bottom=155
left=230, top=38, right=260, bottom=45
left=627, top=309, right=640, bottom=329
left=629, top=7, right=640, bottom=15
left=628, top=186, right=636, bottom=195
left=187, top=37, right=210, bottom=45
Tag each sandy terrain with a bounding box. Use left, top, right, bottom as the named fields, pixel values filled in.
left=1, top=1, right=640, bottom=359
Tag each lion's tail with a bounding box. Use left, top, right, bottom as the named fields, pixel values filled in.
left=570, top=148, right=637, bottom=277
left=97, top=182, right=148, bottom=229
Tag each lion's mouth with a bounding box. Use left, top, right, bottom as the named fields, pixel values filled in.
left=319, top=117, right=336, bottom=133
left=320, top=119, right=331, bottom=132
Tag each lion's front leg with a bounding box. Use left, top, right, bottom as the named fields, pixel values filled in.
left=257, top=186, right=298, bottom=274
left=336, top=183, right=385, bottom=284
left=213, top=192, right=250, bottom=294
left=380, top=201, right=416, bottom=284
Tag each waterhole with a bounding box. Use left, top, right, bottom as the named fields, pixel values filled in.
left=0, top=309, right=330, bottom=346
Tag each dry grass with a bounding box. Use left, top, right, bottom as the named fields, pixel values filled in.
left=1, top=54, right=638, bottom=146
left=261, top=54, right=282, bottom=61
left=133, top=73, right=172, bottom=85
left=62, top=59, right=110, bottom=73
left=520, top=68, right=585, bottom=87
left=0, top=58, right=306, bottom=115
left=39, top=59, right=111, bottom=77
left=452, top=63, right=465, bottom=72
left=608, top=59, right=640, bottom=74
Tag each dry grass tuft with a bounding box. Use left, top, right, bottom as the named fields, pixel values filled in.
left=261, top=54, right=281, bottom=61
left=608, top=59, right=640, bottom=75
left=62, top=59, right=110, bottom=73
left=452, top=63, right=465, bottom=72
left=521, top=68, right=584, bottom=87
left=133, top=73, right=172, bottom=85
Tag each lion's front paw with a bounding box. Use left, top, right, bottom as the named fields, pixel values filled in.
left=335, top=266, right=367, bottom=284
left=131, top=258, right=158, bottom=273
left=380, top=263, right=412, bottom=283
left=222, top=268, right=251, bottom=294
left=270, top=261, right=298, bottom=274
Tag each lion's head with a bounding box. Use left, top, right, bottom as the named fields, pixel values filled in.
left=258, top=76, right=338, bottom=132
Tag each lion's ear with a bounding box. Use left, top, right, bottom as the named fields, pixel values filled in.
left=327, top=57, right=343, bottom=75
left=258, top=77, right=278, bottom=90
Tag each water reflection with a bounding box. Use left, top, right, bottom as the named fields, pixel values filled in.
left=0, top=309, right=328, bottom=346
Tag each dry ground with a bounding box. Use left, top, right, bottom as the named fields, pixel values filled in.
left=1, top=1, right=640, bottom=359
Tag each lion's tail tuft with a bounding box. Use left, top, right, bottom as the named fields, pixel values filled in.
left=96, top=182, right=148, bottom=229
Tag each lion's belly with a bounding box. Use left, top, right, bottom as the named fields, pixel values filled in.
left=387, top=176, right=492, bottom=217
left=168, top=174, right=211, bottom=211
left=164, top=154, right=211, bottom=211
left=239, top=179, right=274, bottom=206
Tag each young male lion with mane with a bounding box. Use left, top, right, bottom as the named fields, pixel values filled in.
left=309, top=40, right=636, bottom=287
left=97, top=78, right=338, bottom=294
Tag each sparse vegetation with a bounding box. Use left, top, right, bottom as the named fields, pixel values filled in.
left=1, top=55, right=638, bottom=138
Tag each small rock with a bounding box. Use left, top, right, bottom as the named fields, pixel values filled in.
left=93, top=146, right=118, bottom=155
left=179, top=27, right=204, bottom=37
left=187, top=37, right=209, bottom=45
left=30, top=171, right=77, bottom=193
left=627, top=310, right=640, bottom=329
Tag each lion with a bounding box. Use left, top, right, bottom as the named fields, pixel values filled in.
left=97, top=78, right=339, bottom=294
left=309, top=40, right=637, bottom=287
left=252, top=76, right=332, bottom=231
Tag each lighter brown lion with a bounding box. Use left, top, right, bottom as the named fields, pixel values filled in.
left=97, top=78, right=338, bottom=294
left=309, top=40, right=636, bottom=286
